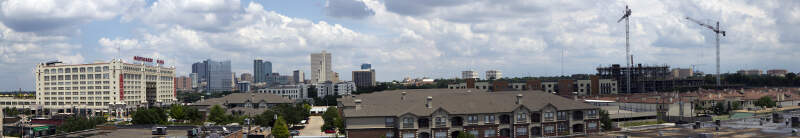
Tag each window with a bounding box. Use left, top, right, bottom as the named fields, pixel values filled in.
left=402, top=132, right=414, bottom=138
left=467, top=115, right=478, bottom=124
left=544, top=112, right=554, bottom=121
left=435, top=132, right=447, bottom=138
left=588, top=110, right=598, bottom=118
left=517, top=112, right=527, bottom=122
left=557, top=111, right=567, bottom=121
left=544, top=126, right=555, bottom=134
left=516, top=127, right=528, bottom=136
left=103, top=66, right=109, bottom=71
left=386, top=117, right=395, bottom=127
left=403, top=117, right=414, bottom=128
left=383, top=131, right=394, bottom=138
left=588, top=122, right=597, bottom=130
left=484, top=129, right=495, bottom=137
left=469, top=130, right=478, bottom=137
left=484, top=115, right=495, bottom=124
left=557, top=122, right=569, bottom=133
left=435, top=117, right=446, bottom=127
left=65, top=68, right=71, bottom=73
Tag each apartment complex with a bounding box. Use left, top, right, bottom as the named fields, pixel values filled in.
left=447, top=78, right=618, bottom=96
left=597, top=64, right=702, bottom=93
left=353, top=69, right=376, bottom=88
left=311, top=50, right=334, bottom=84
left=737, top=69, right=763, bottom=76
left=316, top=81, right=357, bottom=98
left=486, top=70, right=502, bottom=80
left=191, top=93, right=293, bottom=115
left=767, top=69, right=788, bottom=77
left=462, top=71, right=479, bottom=80
left=339, top=89, right=600, bottom=138
left=34, top=59, right=175, bottom=116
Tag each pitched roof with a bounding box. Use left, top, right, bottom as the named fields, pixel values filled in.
left=340, top=89, right=597, bottom=117
left=193, top=93, right=294, bottom=106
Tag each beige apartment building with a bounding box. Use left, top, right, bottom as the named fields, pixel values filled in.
left=339, top=89, right=600, bottom=138
left=34, top=59, right=175, bottom=117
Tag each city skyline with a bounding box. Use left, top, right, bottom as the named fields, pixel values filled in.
left=1, top=0, right=799, bottom=91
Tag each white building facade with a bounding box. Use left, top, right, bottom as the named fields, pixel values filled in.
left=315, top=81, right=357, bottom=98
left=258, top=84, right=309, bottom=100
left=34, top=59, right=175, bottom=117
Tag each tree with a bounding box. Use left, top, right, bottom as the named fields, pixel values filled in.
left=729, top=101, right=742, bottom=112
left=599, top=110, right=613, bottom=131
left=273, top=103, right=309, bottom=126
left=272, top=117, right=290, bottom=138
left=208, top=105, right=227, bottom=124
left=57, top=116, right=107, bottom=133
left=755, top=96, right=776, bottom=108
left=185, top=106, right=205, bottom=124
left=457, top=132, right=476, bottom=138
left=131, top=107, right=168, bottom=125
left=254, top=110, right=276, bottom=127
left=712, top=102, right=726, bottom=115
left=322, top=107, right=344, bottom=134
left=169, top=104, right=187, bottom=122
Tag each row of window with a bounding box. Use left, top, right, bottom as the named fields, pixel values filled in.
left=44, top=86, right=111, bottom=90
left=43, top=66, right=109, bottom=74
left=43, top=101, right=110, bottom=106
left=43, top=96, right=112, bottom=100
left=390, top=110, right=599, bottom=128
left=43, top=91, right=111, bottom=95
left=42, top=74, right=110, bottom=81
left=42, top=81, right=110, bottom=86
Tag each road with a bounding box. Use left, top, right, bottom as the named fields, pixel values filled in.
left=298, top=116, right=325, bottom=136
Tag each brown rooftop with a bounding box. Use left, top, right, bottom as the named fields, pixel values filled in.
left=339, top=89, right=597, bottom=117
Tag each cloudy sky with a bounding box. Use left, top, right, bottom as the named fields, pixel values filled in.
left=1, top=0, right=798, bottom=91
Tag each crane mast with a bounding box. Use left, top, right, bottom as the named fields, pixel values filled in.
left=618, top=5, right=632, bottom=94
left=686, top=17, right=726, bottom=87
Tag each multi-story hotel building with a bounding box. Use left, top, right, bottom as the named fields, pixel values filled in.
left=34, top=58, right=175, bottom=116
left=339, top=89, right=600, bottom=138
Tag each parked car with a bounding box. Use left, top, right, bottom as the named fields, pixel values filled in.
left=152, top=126, right=167, bottom=135
left=324, top=129, right=336, bottom=134
left=290, top=130, right=300, bottom=136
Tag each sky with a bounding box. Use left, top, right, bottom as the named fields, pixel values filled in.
left=0, top=0, right=798, bottom=91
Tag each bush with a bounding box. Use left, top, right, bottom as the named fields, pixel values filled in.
left=57, top=116, right=107, bottom=133
left=131, top=107, right=168, bottom=125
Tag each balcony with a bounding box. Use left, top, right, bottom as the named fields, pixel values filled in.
left=573, top=111, right=584, bottom=120
left=451, top=117, right=463, bottom=127
left=500, top=114, right=511, bottom=124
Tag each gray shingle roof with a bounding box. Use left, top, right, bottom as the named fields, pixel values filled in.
left=193, top=93, right=294, bottom=106
left=340, top=89, right=597, bottom=117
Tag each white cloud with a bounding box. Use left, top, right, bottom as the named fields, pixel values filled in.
left=0, top=0, right=144, bottom=34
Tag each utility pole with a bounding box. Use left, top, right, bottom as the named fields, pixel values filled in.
left=618, top=5, right=632, bottom=94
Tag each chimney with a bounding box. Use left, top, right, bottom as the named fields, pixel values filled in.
left=516, top=94, right=523, bottom=104
left=426, top=96, right=433, bottom=108
left=401, top=92, right=407, bottom=100
left=354, top=99, right=362, bottom=110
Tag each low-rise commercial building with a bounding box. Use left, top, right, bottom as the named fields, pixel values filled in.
left=315, top=81, right=356, bottom=98
left=339, top=89, right=601, bottom=138
left=257, top=84, right=309, bottom=100
left=447, top=77, right=618, bottom=96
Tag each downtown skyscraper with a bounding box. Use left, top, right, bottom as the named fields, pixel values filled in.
left=310, top=50, right=334, bottom=84
left=192, top=59, right=232, bottom=92
left=254, top=59, right=272, bottom=83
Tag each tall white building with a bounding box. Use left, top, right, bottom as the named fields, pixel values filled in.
left=310, top=50, right=334, bottom=84
left=461, top=70, right=479, bottom=80
left=34, top=58, right=175, bottom=117
left=486, top=70, right=502, bottom=80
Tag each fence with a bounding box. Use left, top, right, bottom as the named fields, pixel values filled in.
left=659, top=116, right=712, bottom=123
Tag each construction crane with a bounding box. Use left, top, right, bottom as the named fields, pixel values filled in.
left=686, top=17, right=726, bottom=87
left=618, top=5, right=632, bottom=94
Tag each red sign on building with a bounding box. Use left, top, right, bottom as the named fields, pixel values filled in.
left=120, top=74, right=124, bottom=100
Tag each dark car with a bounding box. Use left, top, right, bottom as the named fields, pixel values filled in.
left=290, top=130, right=300, bottom=136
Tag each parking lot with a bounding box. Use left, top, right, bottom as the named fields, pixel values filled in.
left=63, top=128, right=193, bottom=138
left=298, top=116, right=327, bottom=136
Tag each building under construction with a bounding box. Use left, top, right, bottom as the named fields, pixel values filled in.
left=597, top=64, right=703, bottom=93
